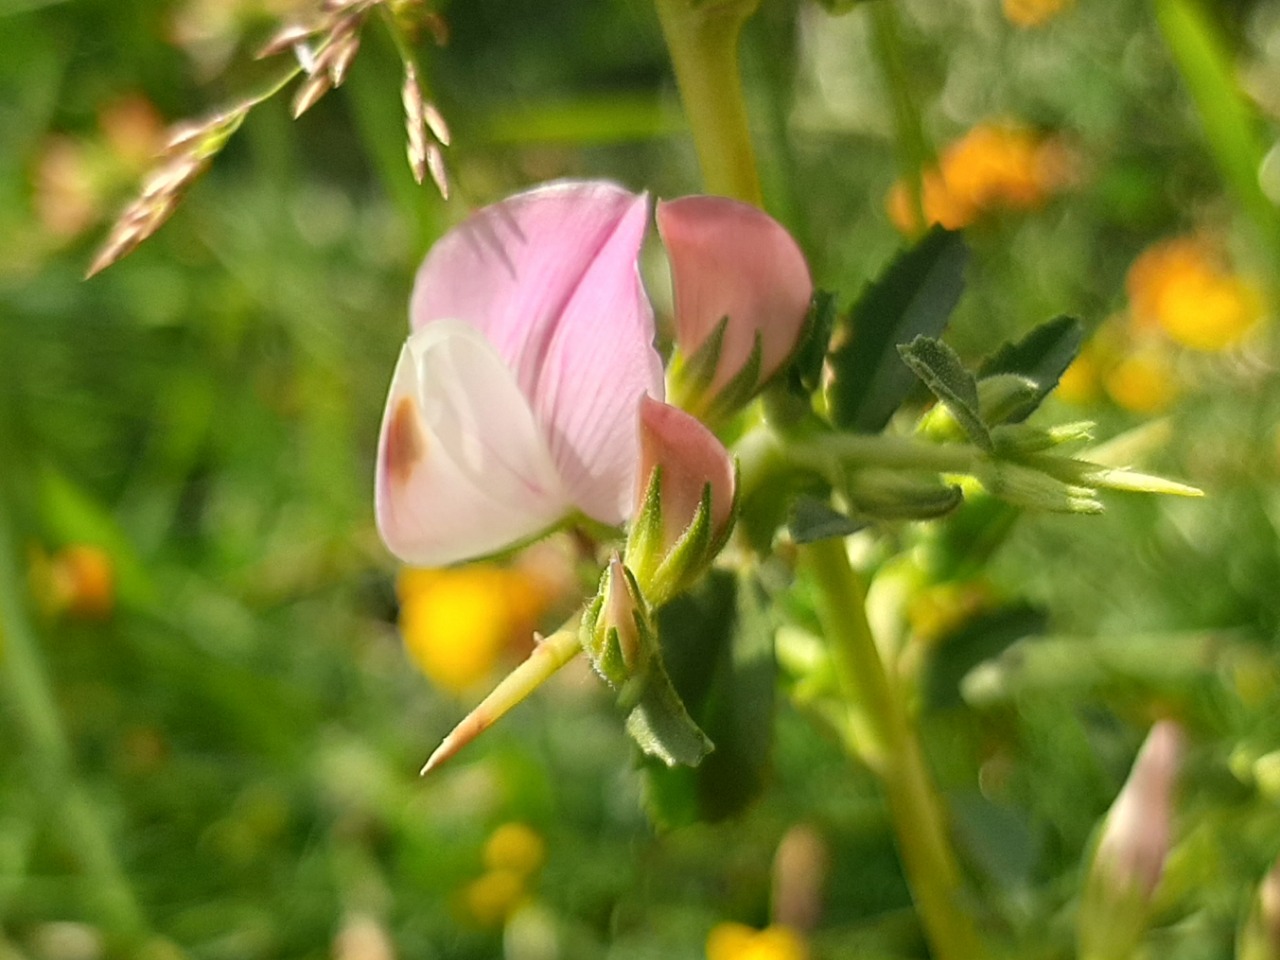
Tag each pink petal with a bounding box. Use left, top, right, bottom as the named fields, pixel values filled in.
left=636, top=396, right=736, bottom=549
left=410, top=180, right=663, bottom=524
left=658, top=195, right=813, bottom=393
left=375, top=321, right=572, bottom=566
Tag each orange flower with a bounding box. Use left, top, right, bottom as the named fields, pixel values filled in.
left=29, top=544, right=116, bottom=620
left=1103, top=347, right=1179, bottom=415
left=1002, top=0, right=1074, bottom=28
left=888, top=122, right=1073, bottom=234
left=1126, top=236, right=1263, bottom=352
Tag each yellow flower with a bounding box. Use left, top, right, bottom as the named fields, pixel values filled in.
left=397, top=564, right=548, bottom=696
left=1126, top=236, right=1263, bottom=352
left=888, top=122, right=1073, bottom=233
left=706, top=923, right=808, bottom=960
left=1002, top=0, right=1074, bottom=28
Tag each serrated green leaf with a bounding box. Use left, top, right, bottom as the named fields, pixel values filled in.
left=899, top=336, right=991, bottom=451
left=641, top=571, right=776, bottom=827
left=788, top=496, right=865, bottom=544
left=977, top=315, right=1084, bottom=424
left=919, top=603, right=1047, bottom=710
left=827, top=228, right=969, bottom=433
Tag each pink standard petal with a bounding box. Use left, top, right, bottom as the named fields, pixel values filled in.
left=658, top=195, right=813, bottom=392
left=410, top=180, right=663, bottom=525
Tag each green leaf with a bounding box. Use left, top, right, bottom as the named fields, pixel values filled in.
left=977, top=315, right=1083, bottom=424
left=898, top=336, right=991, bottom=451
left=788, top=496, right=864, bottom=544
left=919, top=603, right=1048, bottom=710
left=827, top=228, right=969, bottom=433
left=641, top=571, right=776, bottom=827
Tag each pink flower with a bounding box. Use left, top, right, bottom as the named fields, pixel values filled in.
left=376, top=181, right=664, bottom=566
left=658, top=195, right=813, bottom=413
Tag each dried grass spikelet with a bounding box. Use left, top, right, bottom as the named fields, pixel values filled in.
left=400, top=60, right=450, bottom=197
left=86, top=105, right=248, bottom=278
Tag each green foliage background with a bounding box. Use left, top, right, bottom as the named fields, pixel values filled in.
left=2, top=0, right=1280, bottom=957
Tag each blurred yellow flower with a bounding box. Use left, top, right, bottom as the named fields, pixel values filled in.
left=1002, top=0, right=1074, bottom=28
left=1055, top=340, right=1104, bottom=406
left=1126, top=236, right=1263, bottom=352
left=397, top=563, right=549, bottom=696
left=907, top=581, right=994, bottom=645
left=462, top=868, right=528, bottom=928
left=888, top=122, right=1073, bottom=233
left=460, top=823, right=547, bottom=928
left=706, top=923, right=808, bottom=960
left=1104, top=348, right=1179, bottom=415
left=483, top=822, right=546, bottom=877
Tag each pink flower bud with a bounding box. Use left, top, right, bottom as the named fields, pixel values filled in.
left=658, top=195, right=812, bottom=414
left=624, top=397, right=736, bottom=605
left=1096, top=720, right=1182, bottom=899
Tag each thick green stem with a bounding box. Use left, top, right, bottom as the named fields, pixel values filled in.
left=654, top=0, right=764, bottom=206
left=800, top=538, right=983, bottom=960
left=0, top=499, right=147, bottom=944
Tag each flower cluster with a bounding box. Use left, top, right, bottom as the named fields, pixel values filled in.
left=886, top=121, right=1074, bottom=234
left=376, top=180, right=811, bottom=766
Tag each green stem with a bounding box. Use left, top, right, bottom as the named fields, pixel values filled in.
left=654, top=0, right=764, bottom=205
left=0, top=498, right=147, bottom=944
left=800, top=538, right=983, bottom=960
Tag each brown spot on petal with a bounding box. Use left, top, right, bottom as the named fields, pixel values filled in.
left=386, top=396, right=425, bottom=485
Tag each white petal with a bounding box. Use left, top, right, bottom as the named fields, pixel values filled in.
left=375, top=321, right=572, bottom=566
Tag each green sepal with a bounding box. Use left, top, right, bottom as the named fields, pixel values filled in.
left=785, top=289, right=840, bottom=396
left=670, top=315, right=729, bottom=412
left=701, top=331, right=764, bottom=426
left=992, top=421, right=1095, bottom=456
left=625, top=466, right=667, bottom=588
left=646, top=484, right=714, bottom=607
left=844, top=470, right=965, bottom=520
left=974, top=460, right=1102, bottom=514
left=624, top=654, right=714, bottom=768
left=899, top=335, right=992, bottom=451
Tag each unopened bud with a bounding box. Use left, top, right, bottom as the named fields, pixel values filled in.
left=1078, top=720, right=1182, bottom=960
left=659, top=196, right=812, bottom=423
left=580, top=555, right=654, bottom=692
left=625, top=397, right=736, bottom=606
